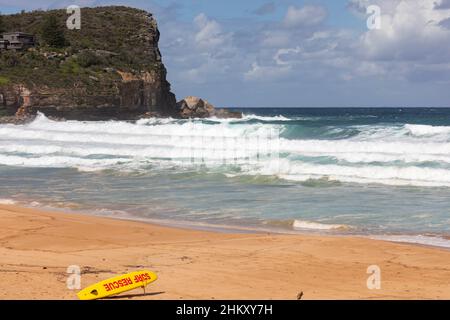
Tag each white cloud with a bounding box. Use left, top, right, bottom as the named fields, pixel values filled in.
left=0, top=0, right=100, bottom=10
left=347, top=0, right=372, bottom=16
left=274, top=47, right=302, bottom=65
left=180, top=58, right=231, bottom=84
left=244, top=62, right=291, bottom=82
left=194, top=13, right=231, bottom=50
left=141, top=0, right=450, bottom=105
left=347, top=0, right=402, bottom=16
left=435, top=0, right=450, bottom=9
left=0, top=0, right=53, bottom=9
left=160, top=13, right=241, bottom=86
left=360, top=0, right=450, bottom=63
left=261, top=30, right=291, bottom=47
left=283, top=5, right=327, bottom=28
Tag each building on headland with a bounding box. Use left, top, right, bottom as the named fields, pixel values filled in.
left=0, top=32, right=36, bottom=51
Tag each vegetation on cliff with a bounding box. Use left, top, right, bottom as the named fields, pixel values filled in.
left=0, top=13, right=5, bottom=33
left=0, top=6, right=163, bottom=91
left=40, top=14, right=68, bottom=48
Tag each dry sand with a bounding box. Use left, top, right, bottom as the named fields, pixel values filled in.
left=1, top=204, right=450, bottom=300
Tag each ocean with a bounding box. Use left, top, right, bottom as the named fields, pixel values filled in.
left=1, top=108, right=450, bottom=247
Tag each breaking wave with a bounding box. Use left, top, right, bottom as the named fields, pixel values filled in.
left=293, top=220, right=351, bottom=231
left=0, top=198, right=17, bottom=205
left=1, top=113, right=450, bottom=187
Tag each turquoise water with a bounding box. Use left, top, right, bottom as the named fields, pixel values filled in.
left=1, top=108, right=450, bottom=246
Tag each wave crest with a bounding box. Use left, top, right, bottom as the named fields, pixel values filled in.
left=2, top=113, right=450, bottom=187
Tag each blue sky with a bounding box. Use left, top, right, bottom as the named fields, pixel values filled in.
left=2, top=0, right=450, bottom=107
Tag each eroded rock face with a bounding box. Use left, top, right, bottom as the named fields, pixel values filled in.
left=0, top=85, right=22, bottom=116
left=176, top=96, right=242, bottom=119
left=0, top=77, right=176, bottom=121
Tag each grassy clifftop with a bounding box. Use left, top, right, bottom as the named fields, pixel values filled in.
left=0, top=6, right=163, bottom=91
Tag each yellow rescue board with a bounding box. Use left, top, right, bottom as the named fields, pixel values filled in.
left=77, top=270, right=157, bottom=300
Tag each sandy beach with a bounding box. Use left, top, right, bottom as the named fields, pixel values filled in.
left=1, top=203, right=450, bottom=300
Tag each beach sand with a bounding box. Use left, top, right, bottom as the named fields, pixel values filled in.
left=1, top=204, right=450, bottom=300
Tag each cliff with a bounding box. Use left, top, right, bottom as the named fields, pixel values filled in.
left=0, top=6, right=177, bottom=120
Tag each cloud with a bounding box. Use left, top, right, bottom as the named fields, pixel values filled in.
left=347, top=0, right=405, bottom=18
left=48, top=0, right=99, bottom=9
left=260, top=30, right=291, bottom=47
left=359, top=0, right=450, bottom=64
left=340, top=0, right=450, bottom=86
left=132, top=0, right=450, bottom=105
left=194, top=13, right=231, bottom=50
left=269, top=32, right=360, bottom=81
left=0, top=0, right=103, bottom=11
left=406, top=63, right=450, bottom=81
left=253, top=2, right=275, bottom=16
left=434, top=0, right=450, bottom=9
left=346, top=0, right=371, bottom=16
left=439, top=16, right=450, bottom=28
left=244, top=62, right=291, bottom=82
left=0, top=0, right=53, bottom=9
left=274, top=47, right=302, bottom=65
left=283, top=5, right=327, bottom=28
left=160, top=12, right=241, bottom=87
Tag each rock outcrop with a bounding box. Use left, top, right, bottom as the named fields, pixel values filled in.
left=177, top=96, right=242, bottom=119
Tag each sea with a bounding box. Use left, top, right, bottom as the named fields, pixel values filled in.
left=1, top=108, right=450, bottom=248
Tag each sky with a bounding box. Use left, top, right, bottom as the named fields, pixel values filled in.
left=2, top=0, right=450, bottom=108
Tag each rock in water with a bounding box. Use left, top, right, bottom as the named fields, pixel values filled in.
left=176, top=96, right=242, bottom=119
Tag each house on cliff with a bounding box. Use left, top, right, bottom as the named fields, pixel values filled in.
left=0, top=32, right=35, bottom=51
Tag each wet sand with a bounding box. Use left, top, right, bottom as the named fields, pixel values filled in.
left=1, top=204, right=450, bottom=299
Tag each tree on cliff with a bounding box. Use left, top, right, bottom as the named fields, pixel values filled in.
left=40, top=14, right=68, bottom=48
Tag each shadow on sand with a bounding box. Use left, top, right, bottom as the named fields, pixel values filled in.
left=106, top=291, right=165, bottom=299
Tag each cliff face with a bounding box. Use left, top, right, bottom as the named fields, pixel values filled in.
left=0, top=6, right=177, bottom=120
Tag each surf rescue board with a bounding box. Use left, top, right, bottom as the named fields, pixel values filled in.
left=77, top=270, right=157, bottom=300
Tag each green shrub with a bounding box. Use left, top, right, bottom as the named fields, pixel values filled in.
left=76, top=51, right=105, bottom=68
left=61, top=58, right=81, bottom=75
left=0, top=76, right=10, bottom=85
left=0, top=51, right=20, bottom=67
left=40, top=14, right=68, bottom=48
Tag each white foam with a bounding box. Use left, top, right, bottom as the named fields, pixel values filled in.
left=293, top=220, right=349, bottom=230
left=0, top=154, right=132, bottom=169
left=0, top=113, right=282, bottom=171
left=371, top=235, right=450, bottom=249
left=2, top=113, right=450, bottom=187
left=280, top=139, right=450, bottom=158
left=242, top=158, right=450, bottom=187
left=240, top=114, right=291, bottom=121
left=0, top=199, right=16, bottom=205
left=405, top=124, right=450, bottom=137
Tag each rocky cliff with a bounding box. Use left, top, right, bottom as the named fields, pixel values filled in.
left=0, top=6, right=177, bottom=120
